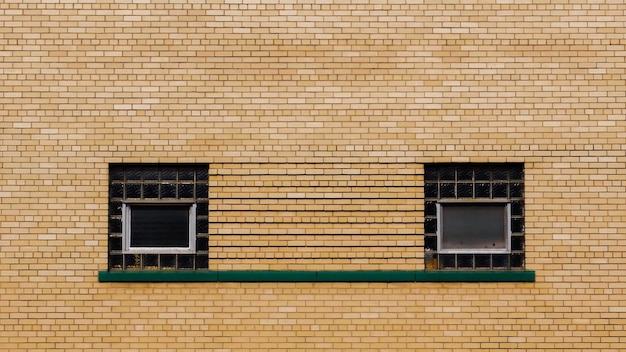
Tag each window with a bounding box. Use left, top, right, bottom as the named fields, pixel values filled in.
left=108, top=165, right=209, bottom=271
left=424, top=164, right=524, bottom=270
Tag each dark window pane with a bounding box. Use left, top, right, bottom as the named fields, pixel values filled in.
left=197, top=202, right=209, bottom=216
left=162, top=169, right=177, bottom=181
left=493, top=183, right=508, bottom=198
left=424, top=183, right=438, bottom=198
left=440, top=203, right=507, bottom=251
left=109, top=219, right=122, bottom=233
left=109, top=254, right=123, bottom=270
left=161, top=184, right=176, bottom=198
left=425, top=201, right=437, bottom=216
left=475, top=168, right=491, bottom=181
left=126, top=184, right=141, bottom=199
left=440, top=183, right=455, bottom=198
left=511, top=200, right=523, bottom=216
left=493, top=169, right=508, bottom=181
left=439, top=254, right=456, bottom=269
left=196, top=167, right=208, bottom=181
left=511, top=236, right=524, bottom=251
left=457, top=254, right=474, bottom=268
left=511, top=253, right=524, bottom=268
left=110, top=167, right=124, bottom=181
left=126, top=168, right=142, bottom=181
left=124, top=254, right=140, bottom=270
left=510, top=167, right=523, bottom=180
left=457, top=183, right=473, bottom=198
left=511, top=218, right=523, bottom=233
left=196, top=184, right=209, bottom=198
left=475, top=254, right=491, bottom=268
left=510, top=183, right=523, bottom=197
left=179, top=184, right=194, bottom=198
left=196, top=219, right=208, bottom=233
left=475, top=183, right=490, bottom=198
left=440, top=167, right=456, bottom=181
left=143, top=184, right=159, bottom=198
left=178, top=254, right=195, bottom=269
left=160, top=254, right=177, bottom=269
left=109, top=201, right=123, bottom=216
left=109, top=236, right=122, bottom=251
left=130, top=205, right=190, bottom=248
left=492, top=254, right=509, bottom=269
left=144, top=168, right=159, bottom=181
left=457, top=168, right=473, bottom=181
left=110, top=184, right=124, bottom=198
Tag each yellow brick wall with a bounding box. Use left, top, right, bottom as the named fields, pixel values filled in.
left=1, top=0, right=626, bottom=351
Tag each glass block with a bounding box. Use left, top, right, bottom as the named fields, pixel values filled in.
left=475, top=168, right=491, bottom=181
left=124, top=254, right=141, bottom=270
left=457, top=183, right=473, bottom=198
left=179, top=184, right=194, bottom=198
left=424, top=201, right=437, bottom=216
left=424, top=252, right=438, bottom=270
left=109, top=219, right=122, bottom=233
left=144, top=168, right=159, bottom=181
left=424, top=235, right=437, bottom=251
left=424, top=183, right=438, bottom=198
left=161, top=184, right=176, bottom=198
left=511, top=236, right=524, bottom=251
left=511, top=218, right=524, bottom=233
left=492, top=169, right=508, bottom=181
left=492, top=183, right=508, bottom=198
left=457, top=254, right=474, bottom=268
left=440, top=183, right=455, bottom=198
left=196, top=167, right=208, bottom=181
left=143, top=184, right=159, bottom=198
left=126, top=168, right=142, bottom=181
left=475, top=254, right=491, bottom=268
left=178, top=254, right=195, bottom=269
left=510, top=183, right=523, bottom=197
left=109, top=255, right=123, bottom=270
left=162, top=169, right=177, bottom=181
left=457, top=168, right=473, bottom=181
left=424, top=218, right=437, bottom=233
left=109, top=236, right=122, bottom=251
left=110, top=167, right=124, bottom=181
left=196, top=219, right=208, bottom=233
left=439, top=254, right=456, bottom=269
left=144, top=254, right=159, bottom=269
left=179, top=168, right=195, bottom=181
left=492, top=254, right=509, bottom=269
left=195, top=255, right=209, bottom=270
left=196, top=237, right=209, bottom=251
left=424, top=167, right=438, bottom=181
left=509, top=167, right=523, bottom=181
left=197, top=202, right=209, bottom=216
left=510, top=200, right=523, bottom=216
left=475, top=183, right=490, bottom=198
left=160, top=254, right=177, bottom=270
left=126, top=184, right=141, bottom=199
left=109, top=201, right=123, bottom=216
left=196, top=184, right=209, bottom=198
left=110, top=184, right=124, bottom=198
left=439, top=167, right=456, bottom=181
left=511, top=253, right=524, bottom=268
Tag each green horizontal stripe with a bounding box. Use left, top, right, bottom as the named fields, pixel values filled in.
left=99, top=270, right=535, bottom=283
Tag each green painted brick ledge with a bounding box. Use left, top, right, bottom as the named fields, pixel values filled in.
left=98, top=270, right=535, bottom=283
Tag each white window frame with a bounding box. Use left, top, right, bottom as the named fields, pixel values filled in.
left=122, top=202, right=197, bottom=254
left=436, top=199, right=511, bottom=254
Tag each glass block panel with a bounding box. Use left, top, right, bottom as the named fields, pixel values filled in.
left=144, top=254, right=159, bottom=269
left=124, top=254, right=141, bottom=270
left=457, top=183, right=473, bottom=198
left=511, top=253, right=524, bottom=268
left=457, top=254, right=474, bottom=268
left=424, top=235, right=437, bottom=251
left=457, top=168, right=473, bottom=181
left=109, top=201, right=123, bottom=216
left=196, top=237, right=209, bottom=251
left=424, top=218, right=437, bottom=233
left=424, top=253, right=438, bottom=270
left=511, top=236, right=524, bottom=251
left=179, top=168, right=195, bottom=181
left=475, top=255, right=491, bottom=268
left=109, top=219, right=122, bottom=233
left=424, top=168, right=438, bottom=181
left=162, top=169, right=177, bottom=181
left=109, top=255, right=123, bottom=270
left=492, top=254, right=509, bottom=269
left=196, top=184, right=209, bottom=198
left=439, top=254, right=456, bottom=269
left=510, top=167, right=523, bottom=180
left=424, top=201, right=437, bottom=216
left=493, top=183, right=508, bottom=198
left=475, top=183, right=490, bottom=198
left=492, top=169, right=508, bottom=181
left=110, top=167, right=124, bottom=181
left=197, top=202, right=209, bottom=216
left=126, top=169, right=142, bottom=181
left=510, top=200, right=523, bottom=216
left=196, top=167, right=208, bottom=181
left=511, top=218, right=524, bottom=233
left=440, top=183, right=455, bottom=198
left=178, top=254, right=195, bottom=269
left=110, top=184, right=124, bottom=198
left=475, top=168, right=491, bottom=181
left=196, top=219, right=208, bottom=233
left=143, top=184, right=159, bottom=199
left=179, top=184, right=194, bottom=198
left=195, top=255, right=209, bottom=270
left=510, top=183, right=523, bottom=197
left=439, top=167, right=456, bottom=181
left=126, top=184, right=141, bottom=199
left=424, top=183, right=438, bottom=198
left=160, top=254, right=177, bottom=270
left=161, top=184, right=176, bottom=198
left=109, top=236, right=122, bottom=251
left=144, top=168, right=159, bottom=181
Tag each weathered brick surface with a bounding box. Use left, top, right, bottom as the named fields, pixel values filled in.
left=1, top=0, right=626, bottom=351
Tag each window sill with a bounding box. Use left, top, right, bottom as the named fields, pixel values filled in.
left=98, top=270, right=535, bottom=283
